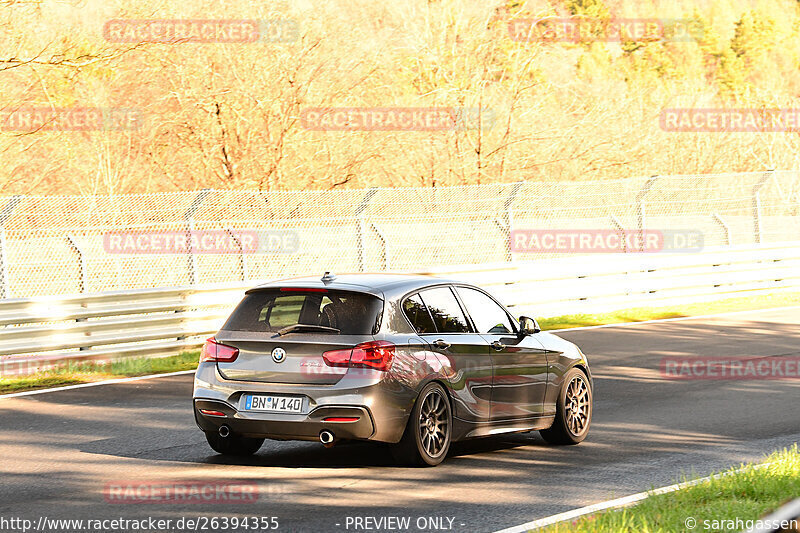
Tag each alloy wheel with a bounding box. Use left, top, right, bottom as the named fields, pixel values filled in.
left=417, top=389, right=450, bottom=458
left=564, top=375, right=590, bottom=436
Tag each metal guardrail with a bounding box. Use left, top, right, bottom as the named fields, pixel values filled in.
left=0, top=283, right=250, bottom=375
left=1, top=242, right=798, bottom=376
left=425, top=242, right=800, bottom=318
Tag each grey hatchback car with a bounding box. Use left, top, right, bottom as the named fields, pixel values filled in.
left=193, top=273, right=592, bottom=466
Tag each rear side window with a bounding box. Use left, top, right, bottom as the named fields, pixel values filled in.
left=402, top=294, right=437, bottom=334
left=224, top=289, right=383, bottom=335
left=418, top=287, right=472, bottom=333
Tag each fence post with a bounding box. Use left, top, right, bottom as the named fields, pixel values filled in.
left=355, top=188, right=378, bottom=272
left=502, top=182, right=524, bottom=262
left=226, top=227, right=248, bottom=281
left=636, top=175, right=658, bottom=252
left=370, top=223, right=389, bottom=271
left=712, top=213, right=731, bottom=246
left=610, top=215, right=627, bottom=253
left=65, top=234, right=90, bottom=351
left=0, top=195, right=23, bottom=299
left=65, top=234, right=87, bottom=294
left=752, top=170, right=774, bottom=244
left=183, top=189, right=211, bottom=284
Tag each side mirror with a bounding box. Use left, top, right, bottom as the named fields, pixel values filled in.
left=518, top=316, right=541, bottom=335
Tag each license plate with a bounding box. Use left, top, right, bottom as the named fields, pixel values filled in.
left=244, top=395, right=303, bottom=413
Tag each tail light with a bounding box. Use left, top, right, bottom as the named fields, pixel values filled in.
left=322, top=341, right=395, bottom=372
left=199, top=337, right=239, bottom=363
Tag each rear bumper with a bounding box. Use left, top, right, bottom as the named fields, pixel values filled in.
left=193, top=362, right=415, bottom=443
left=194, top=399, right=376, bottom=441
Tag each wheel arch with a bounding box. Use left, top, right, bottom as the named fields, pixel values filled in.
left=429, top=377, right=456, bottom=410
left=412, top=377, right=456, bottom=412
left=570, top=362, right=593, bottom=388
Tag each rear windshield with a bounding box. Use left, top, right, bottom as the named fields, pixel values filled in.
left=223, top=288, right=383, bottom=335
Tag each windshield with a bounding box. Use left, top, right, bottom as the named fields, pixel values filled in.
left=222, top=288, right=384, bottom=335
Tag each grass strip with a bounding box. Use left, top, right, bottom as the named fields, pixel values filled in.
left=542, top=445, right=800, bottom=533
left=0, top=350, right=200, bottom=395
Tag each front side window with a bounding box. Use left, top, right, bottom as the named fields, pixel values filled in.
left=418, top=287, right=471, bottom=333
left=456, top=286, right=515, bottom=334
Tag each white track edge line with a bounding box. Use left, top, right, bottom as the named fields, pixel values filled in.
left=493, top=462, right=775, bottom=533
left=0, top=369, right=195, bottom=400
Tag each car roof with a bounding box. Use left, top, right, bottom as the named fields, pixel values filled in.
left=247, top=273, right=462, bottom=298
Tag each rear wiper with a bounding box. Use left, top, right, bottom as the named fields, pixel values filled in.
left=276, top=324, right=341, bottom=336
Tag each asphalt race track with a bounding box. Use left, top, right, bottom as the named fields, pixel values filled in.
left=1, top=308, right=799, bottom=533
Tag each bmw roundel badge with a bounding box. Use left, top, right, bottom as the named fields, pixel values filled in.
left=272, top=347, right=287, bottom=363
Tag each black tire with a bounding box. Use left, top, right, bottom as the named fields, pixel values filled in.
left=391, top=382, right=452, bottom=466
left=540, top=368, right=592, bottom=445
left=205, top=431, right=265, bottom=456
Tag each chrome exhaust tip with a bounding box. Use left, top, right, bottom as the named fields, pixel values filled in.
left=218, top=425, right=231, bottom=438
left=319, top=430, right=335, bottom=448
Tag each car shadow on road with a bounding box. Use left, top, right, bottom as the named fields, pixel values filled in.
left=175, top=432, right=550, bottom=469
left=66, top=416, right=555, bottom=467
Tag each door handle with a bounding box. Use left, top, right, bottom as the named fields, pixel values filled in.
left=433, top=339, right=451, bottom=349
left=491, top=340, right=506, bottom=351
